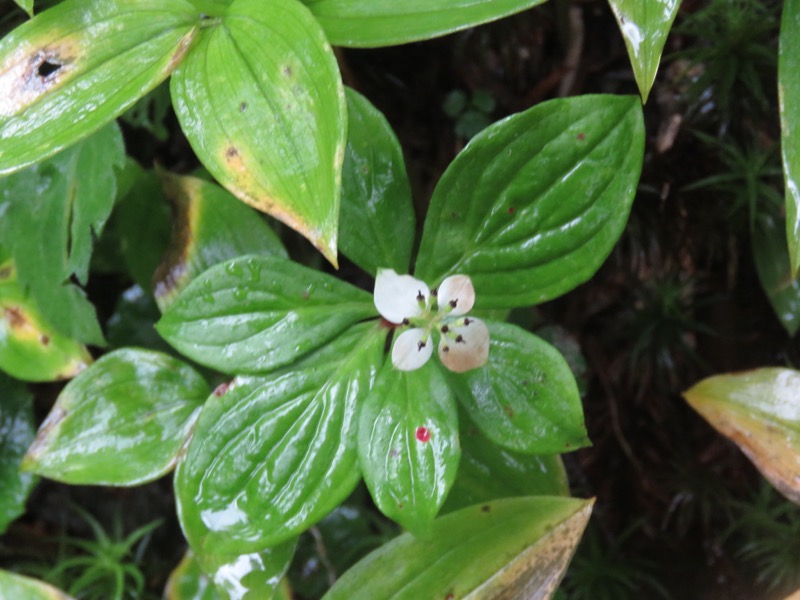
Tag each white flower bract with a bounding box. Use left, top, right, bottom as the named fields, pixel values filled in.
left=374, top=269, right=489, bottom=373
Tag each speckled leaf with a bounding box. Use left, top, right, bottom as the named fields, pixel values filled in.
left=0, top=374, right=36, bottom=534
left=781, top=0, right=800, bottom=276
left=608, top=0, right=680, bottom=103
left=442, top=411, right=569, bottom=514
left=302, top=0, right=547, bottom=47
left=753, top=215, right=800, bottom=336
left=0, top=260, right=91, bottom=382
left=171, top=0, right=346, bottom=265
left=340, top=88, right=414, bottom=276
left=448, top=321, right=588, bottom=454
left=0, top=0, right=199, bottom=174
left=0, top=570, right=73, bottom=600
left=176, top=324, right=385, bottom=554
left=154, top=172, right=286, bottom=311
left=685, top=368, right=800, bottom=505
left=1, top=124, right=125, bottom=345
left=358, top=360, right=460, bottom=535
left=13, top=0, right=33, bottom=17
left=324, top=496, right=594, bottom=600
left=156, top=255, right=375, bottom=375
left=22, top=349, right=208, bottom=486
left=415, top=95, right=645, bottom=309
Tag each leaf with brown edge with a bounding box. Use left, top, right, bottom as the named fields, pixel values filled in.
left=0, top=0, right=200, bottom=175
left=170, top=0, right=347, bottom=266
left=685, top=369, right=800, bottom=505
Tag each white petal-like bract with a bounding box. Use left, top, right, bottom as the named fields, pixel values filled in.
left=438, top=318, right=489, bottom=373
left=392, top=328, right=433, bottom=371
left=437, top=274, right=475, bottom=316
left=374, top=269, right=429, bottom=324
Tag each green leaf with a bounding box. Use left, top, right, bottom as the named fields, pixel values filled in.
left=780, top=0, right=800, bottom=276
left=22, top=349, right=208, bottom=485
left=448, top=321, right=588, bottom=454
left=0, top=374, right=37, bottom=534
left=340, top=88, right=415, bottom=276
left=154, top=172, right=287, bottom=311
left=358, top=360, right=460, bottom=535
left=302, top=0, right=547, bottom=47
left=176, top=324, right=385, bottom=554
left=156, top=255, right=375, bottom=375
left=107, top=286, right=173, bottom=353
left=324, top=496, right=594, bottom=600
left=685, top=368, right=800, bottom=505
left=415, top=95, right=645, bottom=309
left=0, top=260, right=91, bottom=382
left=165, top=551, right=221, bottom=600
left=608, top=0, right=680, bottom=103
left=171, top=0, right=346, bottom=265
left=0, top=570, right=73, bottom=600
left=442, top=411, right=569, bottom=513
left=1, top=124, right=125, bottom=345
left=0, top=0, right=199, bottom=175
left=753, top=214, right=800, bottom=336
left=13, top=0, right=33, bottom=17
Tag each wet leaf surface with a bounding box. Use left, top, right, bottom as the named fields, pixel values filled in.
left=0, top=374, right=36, bottom=534
left=781, top=0, right=800, bottom=275
left=753, top=214, right=800, bottom=336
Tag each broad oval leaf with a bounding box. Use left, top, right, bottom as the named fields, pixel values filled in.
left=303, top=0, right=547, bottom=48
left=781, top=0, right=800, bottom=276
left=415, top=95, right=645, bottom=309
left=358, top=360, right=460, bottom=535
left=324, top=496, right=594, bottom=600
left=171, top=0, right=346, bottom=265
left=0, top=374, right=37, bottom=534
left=156, top=255, right=375, bottom=375
left=0, top=570, right=73, bottom=600
left=154, top=172, right=287, bottom=311
left=684, top=368, right=800, bottom=505
left=165, top=551, right=221, bottom=600
left=608, top=0, right=680, bottom=103
left=22, top=349, right=209, bottom=486
left=176, top=325, right=385, bottom=554
left=0, top=261, right=91, bottom=382
left=448, top=321, right=589, bottom=454
left=0, top=0, right=199, bottom=174
left=753, top=214, right=800, bottom=336
left=442, top=410, right=569, bottom=514
left=340, top=88, right=415, bottom=276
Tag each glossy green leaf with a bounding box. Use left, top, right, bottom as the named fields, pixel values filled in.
left=340, top=88, right=415, bottom=276
left=0, top=374, right=36, bottom=534
left=13, top=0, right=33, bottom=17
left=1, top=124, right=125, bottom=345
left=22, top=349, right=208, bottom=486
left=324, top=496, right=594, bottom=600
left=448, top=321, right=589, bottom=454
left=0, top=260, right=91, bottom=382
left=171, top=0, right=346, bottom=265
left=154, top=172, right=287, bottom=311
left=608, top=0, right=680, bottom=103
left=0, top=0, right=199, bottom=174
left=302, top=0, right=547, bottom=47
left=442, top=411, right=569, bottom=514
left=358, top=360, right=460, bottom=535
left=177, top=325, right=385, bottom=554
left=165, top=551, right=221, bottom=600
left=156, top=255, right=375, bottom=375
left=685, top=369, right=800, bottom=505
left=0, top=570, right=73, bottom=600
left=753, top=214, right=800, bottom=336
left=415, top=95, right=645, bottom=309
left=780, top=0, right=800, bottom=276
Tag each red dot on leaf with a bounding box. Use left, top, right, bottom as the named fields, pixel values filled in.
left=213, top=382, right=231, bottom=397
left=415, top=426, right=431, bottom=443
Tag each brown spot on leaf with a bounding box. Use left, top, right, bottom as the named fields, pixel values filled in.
left=577, top=132, right=586, bottom=141
left=0, top=266, right=11, bottom=280
left=481, top=504, right=491, bottom=513
left=239, top=101, right=248, bottom=112
left=213, top=381, right=231, bottom=397
left=282, top=65, right=293, bottom=77
left=39, top=334, right=50, bottom=346
left=3, top=306, right=26, bottom=329
left=226, top=146, right=239, bottom=159
left=507, top=206, right=516, bottom=214
left=504, top=405, right=514, bottom=418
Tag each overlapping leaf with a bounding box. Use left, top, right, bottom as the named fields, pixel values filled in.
left=0, top=571, right=72, bottom=600
left=415, top=95, right=645, bottom=308
left=753, top=214, right=800, bottom=336
left=0, top=0, right=199, bottom=174
left=156, top=255, right=375, bottom=374
left=171, top=0, right=346, bottom=264
left=781, top=0, right=800, bottom=276
left=22, top=349, right=208, bottom=485
left=176, top=324, right=385, bottom=554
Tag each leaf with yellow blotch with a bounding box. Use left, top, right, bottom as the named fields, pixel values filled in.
left=0, top=0, right=200, bottom=175
left=170, top=0, right=347, bottom=266
left=684, top=368, right=800, bottom=505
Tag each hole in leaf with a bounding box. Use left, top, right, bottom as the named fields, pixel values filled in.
left=37, top=60, right=61, bottom=78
